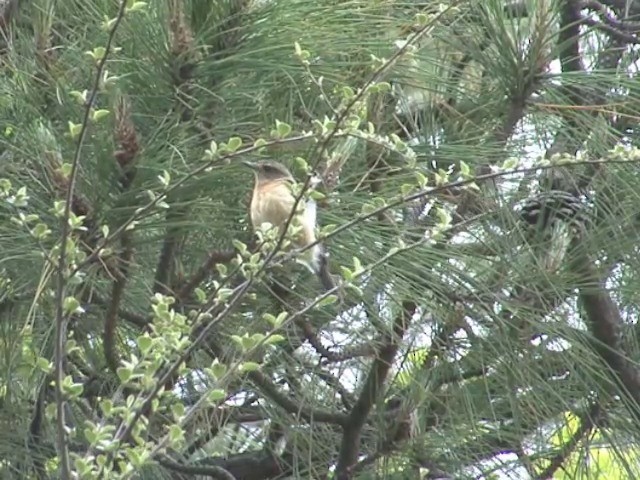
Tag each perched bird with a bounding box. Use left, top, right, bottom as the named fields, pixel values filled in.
left=243, top=160, right=336, bottom=291
left=518, top=188, right=591, bottom=272
left=518, top=189, right=588, bottom=232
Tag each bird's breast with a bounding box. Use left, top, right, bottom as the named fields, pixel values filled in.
left=250, top=183, right=296, bottom=229
left=250, top=182, right=316, bottom=249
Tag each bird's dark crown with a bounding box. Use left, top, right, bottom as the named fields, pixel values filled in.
left=243, top=160, right=294, bottom=182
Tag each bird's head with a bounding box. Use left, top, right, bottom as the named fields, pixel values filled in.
left=242, top=160, right=294, bottom=183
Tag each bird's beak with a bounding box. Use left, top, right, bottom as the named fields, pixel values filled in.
left=242, top=161, right=258, bottom=169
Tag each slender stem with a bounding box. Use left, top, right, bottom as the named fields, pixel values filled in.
left=52, top=2, right=128, bottom=477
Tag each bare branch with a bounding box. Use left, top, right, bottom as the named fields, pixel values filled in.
left=535, top=403, right=602, bottom=480
left=334, top=300, right=415, bottom=479
left=248, top=370, right=347, bottom=425
left=572, top=250, right=640, bottom=417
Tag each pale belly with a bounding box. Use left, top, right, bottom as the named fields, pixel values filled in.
left=250, top=188, right=316, bottom=249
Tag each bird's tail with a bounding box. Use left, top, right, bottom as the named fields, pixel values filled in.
left=297, top=242, right=336, bottom=292
left=315, top=248, right=336, bottom=292
left=313, top=245, right=336, bottom=290
left=302, top=198, right=337, bottom=292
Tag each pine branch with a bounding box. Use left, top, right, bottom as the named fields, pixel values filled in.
left=334, top=300, right=415, bottom=479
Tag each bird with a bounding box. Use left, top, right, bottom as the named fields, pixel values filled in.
left=518, top=189, right=588, bottom=232
left=243, top=160, right=336, bottom=291
left=517, top=188, right=591, bottom=272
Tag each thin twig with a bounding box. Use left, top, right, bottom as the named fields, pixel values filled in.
left=52, top=1, right=128, bottom=477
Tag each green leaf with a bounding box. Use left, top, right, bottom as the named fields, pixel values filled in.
left=376, top=81, right=391, bottom=93
left=227, top=137, right=243, bottom=152
left=170, top=402, right=185, bottom=419
left=308, top=190, right=325, bottom=200
left=239, top=362, right=261, bottom=373
left=84, top=427, right=98, bottom=444
left=415, top=171, right=428, bottom=188
left=205, top=140, right=218, bottom=159
left=275, top=311, right=288, bottom=326
left=459, top=161, right=471, bottom=177
left=262, top=312, right=277, bottom=325
left=320, top=224, right=338, bottom=236
left=62, top=376, right=84, bottom=397
left=32, top=223, right=52, bottom=240
left=391, top=134, right=407, bottom=152
left=209, top=361, right=227, bottom=380
left=400, top=183, right=414, bottom=196
left=341, top=86, right=355, bottom=99
left=63, top=296, right=83, bottom=315
left=216, top=263, right=228, bottom=276
left=86, top=47, right=106, bottom=62
left=158, top=170, right=171, bottom=187
left=102, top=15, right=117, bottom=31
left=293, top=41, right=310, bottom=61
left=232, top=239, right=248, bottom=254
left=194, top=288, right=207, bottom=303
left=208, top=389, right=227, bottom=401
left=36, top=357, right=52, bottom=373
left=126, top=1, right=148, bottom=12
left=100, top=399, right=113, bottom=416
left=275, top=119, right=292, bottom=138
left=415, top=12, right=429, bottom=25
left=217, top=288, right=233, bottom=302
left=70, top=90, right=88, bottom=104
left=345, top=283, right=363, bottom=297
left=241, top=334, right=257, bottom=350
left=340, top=266, right=354, bottom=281
left=68, top=121, right=82, bottom=139
left=264, top=334, right=285, bottom=345
left=352, top=256, right=363, bottom=275
left=501, top=157, right=519, bottom=170
left=361, top=203, right=376, bottom=215
left=137, top=335, right=152, bottom=353
left=316, top=294, right=338, bottom=307
left=0, top=178, right=11, bottom=193
left=92, top=109, right=110, bottom=122
left=168, top=424, right=184, bottom=442
left=117, top=367, right=132, bottom=383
